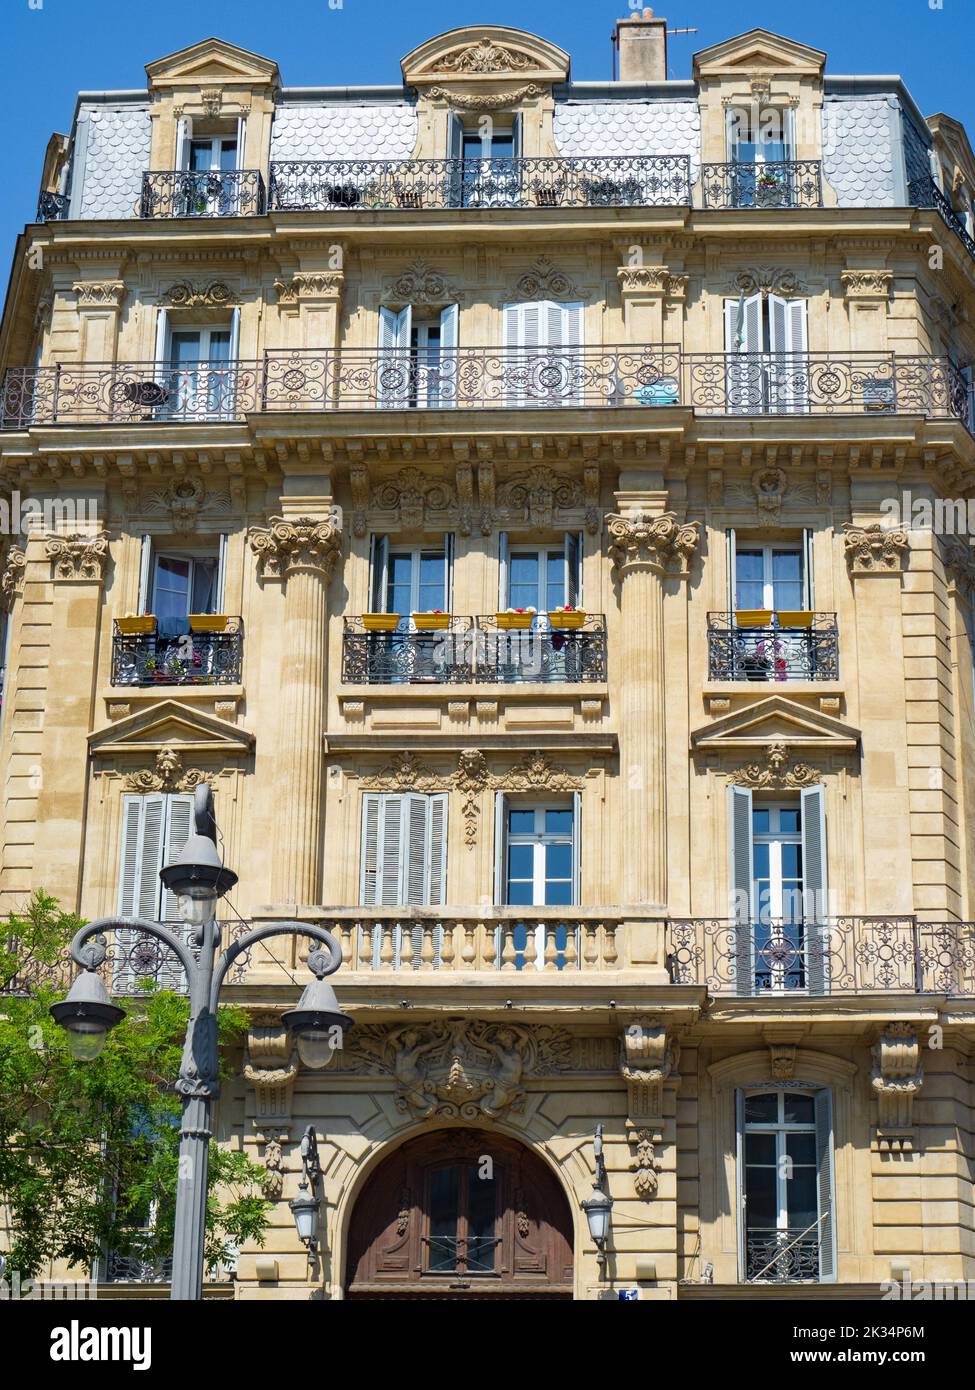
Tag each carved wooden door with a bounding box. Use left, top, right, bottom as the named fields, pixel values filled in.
left=346, top=1130, right=574, bottom=1298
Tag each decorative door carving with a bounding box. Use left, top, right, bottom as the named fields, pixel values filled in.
left=346, top=1129, right=573, bottom=1298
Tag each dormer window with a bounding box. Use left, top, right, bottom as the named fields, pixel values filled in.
left=186, top=135, right=238, bottom=173
left=448, top=114, right=522, bottom=207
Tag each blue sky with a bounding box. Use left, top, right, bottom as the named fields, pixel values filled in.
left=1, top=0, right=972, bottom=252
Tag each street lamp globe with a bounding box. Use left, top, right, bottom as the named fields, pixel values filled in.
left=282, top=949, right=352, bottom=1070
left=50, top=965, right=125, bottom=1061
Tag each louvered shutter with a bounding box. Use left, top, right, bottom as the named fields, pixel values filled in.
left=216, top=534, right=228, bottom=612
left=369, top=535, right=390, bottom=613
left=735, top=1088, right=748, bottom=1281
left=814, top=1089, right=837, bottom=1280
left=360, top=793, right=382, bottom=905
left=377, top=306, right=411, bottom=407
left=138, top=535, right=152, bottom=613
left=115, top=794, right=166, bottom=993
left=728, top=784, right=755, bottom=996
left=428, top=793, right=448, bottom=906
left=379, top=795, right=404, bottom=905
left=564, top=532, right=581, bottom=608
left=725, top=294, right=763, bottom=412
left=117, top=797, right=148, bottom=918
left=439, top=303, right=459, bottom=408
left=802, top=529, right=815, bottom=609
left=498, top=532, right=509, bottom=608
left=444, top=533, right=455, bottom=612
left=768, top=295, right=808, bottom=413
left=801, top=785, right=829, bottom=993
left=174, top=117, right=190, bottom=171
left=571, top=790, right=582, bottom=905
left=160, top=795, right=194, bottom=923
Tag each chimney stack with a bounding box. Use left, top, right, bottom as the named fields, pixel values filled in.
left=613, top=8, right=668, bottom=82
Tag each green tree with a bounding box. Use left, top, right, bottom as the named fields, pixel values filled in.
left=0, top=892, right=270, bottom=1283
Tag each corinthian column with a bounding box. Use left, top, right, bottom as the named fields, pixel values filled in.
left=249, top=514, right=342, bottom=903
left=606, top=511, right=699, bottom=910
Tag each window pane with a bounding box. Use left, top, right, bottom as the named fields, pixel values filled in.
left=427, top=1167, right=459, bottom=1272
left=188, top=141, right=212, bottom=172
left=546, top=552, right=565, bottom=609
left=545, top=808, right=573, bottom=835
left=546, top=843, right=572, bottom=878
left=784, top=1094, right=815, bottom=1125
left=507, top=809, right=536, bottom=835
left=544, top=880, right=572, bottom=906
left=786, top=1168, right=818, bottom=1230
left=780, top=844, right=801, bottom=878
left=506, top=881, right=533, bottom=906
left=745, top=1132, right=776, bottom=1164
left=744, top=1164, right=777, bottom=1226
left=218, top=140, right=238, bottom=172
left=779, top=808, right=801, bottom=834
left=190, top=558, right=218, bottom=614
left=170, top=331, right=202, bottom=364
left=786, top=1133, right=816, bottom=1165
left=507, top=844, right=533, bottom=878
left=207, top=332, right=231, bottom=363
left=752, top=807, right=770, bottom=834
left=466, top=1165, right=498, bottom=1274
left=744, top=1092, right=778, bottom=1123
left=154, top=556, right=191, bottom=619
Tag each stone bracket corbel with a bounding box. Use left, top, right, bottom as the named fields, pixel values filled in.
left=871, top=1024, right=924, bottom=1150
left=619, top=1017, right=680, bottom=1199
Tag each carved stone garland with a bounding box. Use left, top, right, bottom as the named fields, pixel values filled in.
left=726, top=742, right=824, bottom=791
left=121, top=747, right=210, bottom=794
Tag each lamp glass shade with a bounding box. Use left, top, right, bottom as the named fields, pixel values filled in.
left=50, top=971, right=125, bottom=1060
left=290, top=1193, right=320, bottom=1244
left=65, top=1020, right=110, bottom=1061
left=582, top=1189, right=613, bottom=1246
left=296, top=1028, right=340, bottom=1070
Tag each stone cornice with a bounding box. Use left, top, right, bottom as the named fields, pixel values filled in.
left=248, top=514, right=342, bottom=582
left=606, top=512, right=700, bottom=579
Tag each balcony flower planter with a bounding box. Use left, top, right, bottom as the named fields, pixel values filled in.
left=412, top=612, right=451, bottom=630
left=775, top=610, right=814, bottom=629
left=549, top=608, right=586, bottom=629
left=188, top=614, right=229, bottom=632
left=117, top=615, right=156, bottom=635
left=497, top=610, right=535, bottom=630
left=735, top=609, right=773, bottom=627
left=362, top=613, right=401, bottom=632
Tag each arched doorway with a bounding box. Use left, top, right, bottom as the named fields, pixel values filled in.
left=346, top=1129, right=574, bottom=1299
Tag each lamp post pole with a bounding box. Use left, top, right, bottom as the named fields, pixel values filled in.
left=51, top=784, right=350, bottom=1302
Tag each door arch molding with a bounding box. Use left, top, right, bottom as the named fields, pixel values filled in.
left=343, top=1126, right=575, bottom=1299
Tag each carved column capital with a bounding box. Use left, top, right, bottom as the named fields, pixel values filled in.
left=606, top=511, right=700, bottom=579
left=843, top=522, right=909, bottom=575
left=275, top=270, right=345, bottom=305
left=72, top=280, right=127, bottom=309
left=0, top=546, right=26, bottom=607
left=841, top=270, right=893, bottom=300
left=43, top=531, right=110, bottom=583
left=248, top=513, right=342, bottom=582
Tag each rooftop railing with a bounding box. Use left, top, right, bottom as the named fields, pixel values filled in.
left=707, top=612, right=839, bottom=682
left=268, top=155, right=692, bottom=211
left=700, top=160, right=823, bottom=210
left=3, top=350, right=970, bottom=430
left=140, top=169, right=266, bottom=218
left=911, top=175, right=975, bottom=265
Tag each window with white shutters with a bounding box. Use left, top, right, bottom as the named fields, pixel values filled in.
left=501, top=300, right=584, bottom=406
left=360, top=792, right=448, bottom=906
left=723, top=294, right=808, bottom=414
left=115, top=792, right=195, bottom=992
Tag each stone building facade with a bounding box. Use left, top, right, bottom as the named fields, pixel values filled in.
left=3, top=18, right=975, bottom=1299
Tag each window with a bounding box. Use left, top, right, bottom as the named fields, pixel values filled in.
left=377, top=305, right=458, bottom=407
left=151, top=553, right=219, bottom=622
left=426, top=1160, right=501, bottom=1274
left=737, top=1088, right=835, bottom=1283
left=165, top=326, right=234, bottom=419
left=724, top=531, right=820, bottom=680
left=723, top=293, right=808, bottom=413
left=115, top=793, right=194, bottom=991
left=501, top=300, right=585, bottom=406
left=360, top=792, right=447, bottom=906
left=449, top=113, right=522, bottom=207
left=495, top=796, right=580, bottom=970
left=367, top=536, right=453, bottom=682
left=185, top=136, right=238, bottom=173
left=733, top=543, right=805, bottom=613
left=496, top=533, right=583, bottom=681
left=728, top=785, right=828, bottom=994
left=726, top=106, right=795, bottom=209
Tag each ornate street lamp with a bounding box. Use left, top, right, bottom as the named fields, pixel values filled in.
left=49, top=782, right=351, bottom=1302
left=289, top=1126, right=323, bottom=1257
left=581, top=1123, right=614, bottom=1272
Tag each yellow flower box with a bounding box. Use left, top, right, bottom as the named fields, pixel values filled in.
left=775, top=610, right=814, bottom=628
left=496, top=612, right=534, bottom=630
left=734, top=609, right=773, bottom=627
left=411, top=612, right=451, bottom=630
left=188, top=614, right=229, bottom=633
left=548, top=610, right=586, bottom=629
left=116, top=615, right=156, bottom=635
left=361, top=613, right=401, bottom=631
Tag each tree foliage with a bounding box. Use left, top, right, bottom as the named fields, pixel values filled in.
left=0, top=892, right=270, bottom=1283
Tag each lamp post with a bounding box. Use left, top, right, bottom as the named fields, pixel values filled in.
left=49, top=783, right=351, bottom=1302
left=581, top=1123, right=613, bottom=1274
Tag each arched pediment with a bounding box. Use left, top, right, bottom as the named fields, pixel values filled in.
left=693, top=28, right=825, bottom=80
left=402, top=26, right=570, bottom=87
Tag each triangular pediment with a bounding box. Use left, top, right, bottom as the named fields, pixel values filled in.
left=694, top=29, right=825, bottom=80
left=403, top=25, right=569, bottom=85
left=147, top=38, right=279, bottom=90
left=691, top=695, right=860, bottom=752
left=90, top=700, right=254, bottom=758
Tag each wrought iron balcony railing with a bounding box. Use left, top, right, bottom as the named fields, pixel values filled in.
left=37, top=191, right=70, bottom=222
left=268, top=155, right=692, bottom=212
left=745, top=1227, right=823, bottom=1283
left=707, top=612, right=838, bottom=682
left=110, top=618, right=243, bottom=687
left=3, top=351, right=970, bottom=430
left=341, top=615, right=607, bottom=684
left=667, top=917, right=975, bottom=996
left=140, top=170, right=266, bottom=218
left=910, top=175, right=975, bottom=265
left=700, top=160, right=823, bottom=210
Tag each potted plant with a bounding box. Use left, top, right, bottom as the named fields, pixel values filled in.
left=117, top=614, right=157, bottom=635
left=361, top=613, right=401, bottom=631
left=189, top=614, right=229, bottom=632
left=412, top=609, right=451, bottom=630
left=496, top=607, right=536, bottom=630
left=549, top=605, right=586, bottom=629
